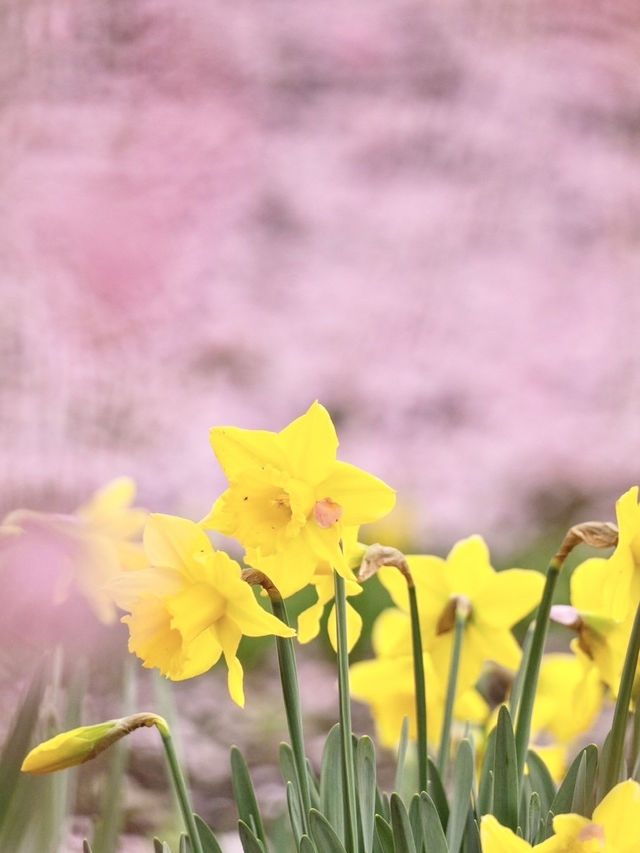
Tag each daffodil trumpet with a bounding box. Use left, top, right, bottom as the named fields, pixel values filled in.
left=241, top=568, right=311, bottom=826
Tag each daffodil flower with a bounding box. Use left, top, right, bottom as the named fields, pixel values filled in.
left=110, top=514, right=295, bottom=706
left=350, top=606, right=488, bottom=748
left=553, top=488, right=640, bottom=692
left=379, top=535, right=545, bottom=692
left=201, top=402, right=396, bottom=597
left=481, top=780, right=640, bottom=853
left=0, top=477, right=148, bottom=624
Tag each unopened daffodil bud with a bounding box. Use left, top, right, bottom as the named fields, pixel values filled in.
left=21, top=712, right=168, bottom=775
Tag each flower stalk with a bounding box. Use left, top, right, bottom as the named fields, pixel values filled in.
left=514, top=521, right=619, bottom=785
left=334, top=571, right=359, bottom=853
left=437, top=598, right=470, bottom=777
left=159, top=728, right=205, bottom=853
left=242, top=569, right=311, bottom=827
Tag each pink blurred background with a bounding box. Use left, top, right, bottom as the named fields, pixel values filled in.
left=2, top=0, right=640, bottom=553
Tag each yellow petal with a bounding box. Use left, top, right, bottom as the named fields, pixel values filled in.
left=327, top=601, right=363, bottom=652
left=371, top=607, right=412, bottom=658
left=318, top=461, right=396, bottom=526
left=445, top=536, right=495, bottom=599
left=225, top=582, right=296, bottom=638
left=593, top=779, right=640, bottom=853
left=143, top=514, right=213, bottom=579
left=22, top=721, right=119, bottom=774
left=214, top=617, right=245, bottom=706
left=167, top=583, right=226, bottom=643
left=480, top=815, right=533, bottom=853
left=279, top=401, right=338, bottom=484
left=571, top=551, right=635, bottom=622
left=297, top=597, right=325, bottom=644
left=210, top=425, right=287, bottom=481
left=474, top=570, right=545, bottom=628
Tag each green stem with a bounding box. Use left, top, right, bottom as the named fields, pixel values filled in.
left=509, top=622, right=534, bottom=720
left=407, top=582, right=428, bottom=792
left=159, top=731, right=204, bottom=853
left=603, top=599, right=640, bottom=795
left=269, top=593, right=312, bottom=829
left=631, top=694, right=640, bottom=774
left=437, top=603, right=469, bottom=778
left=514, top=559, right=560, bottom=784
left=334, top=571, right=359, bottom=853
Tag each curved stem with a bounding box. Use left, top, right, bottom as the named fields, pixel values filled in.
left=269, top=594, right=312, bottom=828
left=160, top=731, right=204, bottom=853
left=407, top=583, right=428, bottom=792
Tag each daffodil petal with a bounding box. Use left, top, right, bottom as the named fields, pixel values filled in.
left=319, top=461, right=396, bottom=525
left=279, top=401, right=338, bottom=484
left=480, top=815, right=533, bottom=853
left=214, top=617, right=245, bottom=707
left=445, top=535, right=494, bottom=598
left=592, top=779, right=640, bottom=853
left=474, top=569, right=544, bottom=628
left=210, top=425, right=287, bottom=481
left=143, top=514, right=212, bottom=579
left=225, top=584, right=296, bottom=638
left=327, top=601, right=363, bottom=652
left=297, top=598, right=324, bottom=644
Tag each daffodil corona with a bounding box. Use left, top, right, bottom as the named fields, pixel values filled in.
left=201, top=402, right=396, bottom=597
left=111, top=514, right=295, bottom=705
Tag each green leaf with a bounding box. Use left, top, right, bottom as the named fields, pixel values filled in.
left=238, top=820, right=267, bottom=853
left=408, top=794, right=423, bottom=850
left=528, top=792, right=541, bottom=845
left=286, top=780, right=305, bottom=842
left=83, top=841, right=94, bottom=853
left=152, top=838, right=165, bottom=853
left=462, top=810, right=481, bottom=853
left=374, top=814, right=395, bottom=853
left=549, top=745, right=593, bottom=824
left=426, top=758, right=449, bottom=831
left=0, top=661, right=47, bottom=831
left=306, top=760, right=321, bottom=811
left=194, top=814, right=225, bottom=853
left=309, top=809, right=348, bottom=853
left=571, top=745, right=597, bottom=818
left=355, top=736, right=376, bottom=853
left=477, top=727, right=496, bottom=816
left=525, top=751, right=555, bottom=818
left=231, top=746, right=268, bottom=849
left=390, top=793, right=417, bottom=853
left=418, top=793, right=448, bottom=853
left=320, top=725, right=345, bottom=845
left=447, top=739, right=474, bottom=853
left=300, top=836, right=317, bottom=853
left=394, top=717, right=410, bottom=794
left=492, top=706, right=518, bottom=831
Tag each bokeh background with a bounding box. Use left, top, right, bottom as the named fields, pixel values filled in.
left=2, top=0, right=640, bottom=849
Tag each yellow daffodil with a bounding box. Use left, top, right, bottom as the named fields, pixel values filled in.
left=481, top=781, right=640, bottom=853
left=481, top=815, right=535, bottom=852
left=379, top=536, right=544, bottom=692
left=22, top=713, right=168, bottom=775
left=0, top=477, right=148, bottom=623
left=110, top=514, right=295, bottom=706
left=531, top=653, right=604, bottom=745
left=554, top=488, right=640, bottom=692
left=350, top=606, right=489, bottom=748
left=540, top=779, right=640, bottom=853
left=201, top=402, right=396, bottom=597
